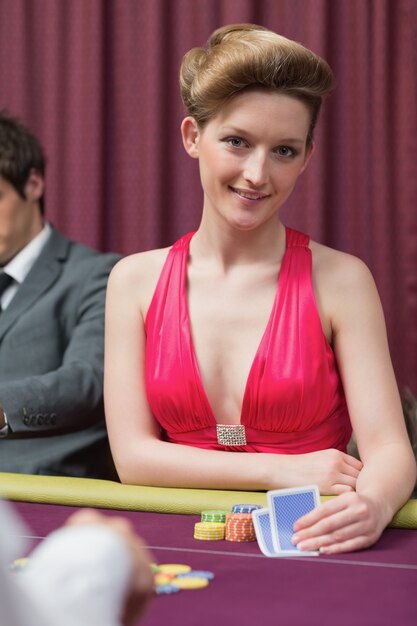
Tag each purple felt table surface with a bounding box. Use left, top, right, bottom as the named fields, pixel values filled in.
left=11, top=501, right=417, bottom=626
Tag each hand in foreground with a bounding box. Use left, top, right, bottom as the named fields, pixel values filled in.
left=291, top=491, right=387, bottom=554
left=293, top=449, right=363, bottom=495
left=65, top=509, right=154, bottom=626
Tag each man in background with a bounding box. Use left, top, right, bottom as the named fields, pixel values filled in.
left=0, top=110, right=120, bottom=478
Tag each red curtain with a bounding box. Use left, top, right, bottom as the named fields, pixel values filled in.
left=0, top=0, right=416, bottom=393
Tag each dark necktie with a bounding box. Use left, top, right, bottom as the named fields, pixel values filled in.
left=0, top=272, right=13, bottom=312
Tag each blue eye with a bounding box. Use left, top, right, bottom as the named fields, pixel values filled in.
left=276, top=146, right=295, bottom=157
left=224, top=136, right=245, bottom=148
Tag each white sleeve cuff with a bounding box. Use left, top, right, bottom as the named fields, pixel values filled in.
left=18, top=524, right=134, bottom=626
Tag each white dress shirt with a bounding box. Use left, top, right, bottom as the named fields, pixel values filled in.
left=0, top=500, right=134, bottom=626
left=1, top=223, right=52, bottom=311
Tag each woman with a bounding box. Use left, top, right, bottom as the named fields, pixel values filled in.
left=104, top=24, right=416, bottom=553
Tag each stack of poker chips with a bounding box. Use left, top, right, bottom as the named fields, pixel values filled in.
left=194, top=504, right=261, bottom=542
left=152, top=563, right=214, bottom=594
left=225, top=512, right=256, bottom=542
left=194, top=521, right=226, bottom=540
left=193, top=509, right=229, bottom=540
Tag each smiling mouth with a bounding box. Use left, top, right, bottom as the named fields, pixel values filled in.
left=230, top=187, right=270, bottom=201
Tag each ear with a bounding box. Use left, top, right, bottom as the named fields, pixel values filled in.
left=24, top=169, right=45, bottom=203
left=181, top=117, right=201, bottom=159
left=299, top=142, right=315, bottom=174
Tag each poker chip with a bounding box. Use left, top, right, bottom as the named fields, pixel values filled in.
left=194, top=521, right=225, bottom=541
left=153, top=563, right=214, bottom=595
left=227, top=512, right=253, bottom=521
left=171, top=576, right=209, bottom=590
left=155, top=584, right=180, bottom=595
left=158, top=563, right=192, bottom=575
left=225, top=512, right=256, bottom=542
left=154, top=572, right=175, bottom=586
left=201, top=509, right=230, bottom=523
left=177, top=570, right=215, bottom=581
left=231, top=503, right=262, bottom=514
left=194, top=508, right=257, bottom=542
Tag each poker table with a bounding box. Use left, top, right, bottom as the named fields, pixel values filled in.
left=2, top=472, right=417, bottom=626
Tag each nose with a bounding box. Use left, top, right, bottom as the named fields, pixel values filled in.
left=243, top=150, right=269, bottom=186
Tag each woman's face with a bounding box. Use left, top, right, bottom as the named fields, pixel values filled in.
left=182, top=89, right=313, bottom=232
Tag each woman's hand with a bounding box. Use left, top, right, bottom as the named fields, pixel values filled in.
left=291, top=491, right=387, bottom=554
left=290, top=449, right=363, bottom=495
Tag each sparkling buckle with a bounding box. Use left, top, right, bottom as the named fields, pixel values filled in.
left=216, top=424, right=247, bottom=446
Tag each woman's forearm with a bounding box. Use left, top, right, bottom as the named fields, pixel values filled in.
left=114, top=439, right=362, bottom=495
left=356, top=442, right=416, bottom=523
left=115, top=439, right=285, bottom=490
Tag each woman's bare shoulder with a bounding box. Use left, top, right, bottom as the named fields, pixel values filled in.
left=309, top=239, right=374, bottom=290
left=108, top=246, right=171, bottom=312
left=110, top=247, right=170, bottom=284
left=309, top=239, right=379, bottom=336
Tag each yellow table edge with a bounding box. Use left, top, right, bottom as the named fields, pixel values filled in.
left=1, top=472, right=416, bottom=529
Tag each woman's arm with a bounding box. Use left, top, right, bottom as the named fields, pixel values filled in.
left=104, top=254, right=361, bottom=493
left=292, top=253, right=416, bottom=553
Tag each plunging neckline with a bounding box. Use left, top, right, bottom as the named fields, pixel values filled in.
left=182, top=228, right=290, bottom=427
left=145, top=226, right=352, bottom=453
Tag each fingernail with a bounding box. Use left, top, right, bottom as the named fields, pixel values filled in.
left=291, top=534, right=300, bottom=545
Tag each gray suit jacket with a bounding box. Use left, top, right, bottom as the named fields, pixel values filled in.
left=0, top=227, right=121, bottom=478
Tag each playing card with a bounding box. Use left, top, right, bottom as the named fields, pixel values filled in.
left=252, top=508, right=278, bottom=557
left=267, top=485, right=320, bottom=556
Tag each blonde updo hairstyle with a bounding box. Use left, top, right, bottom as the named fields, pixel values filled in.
left=180, top=24, right=334, bottom=146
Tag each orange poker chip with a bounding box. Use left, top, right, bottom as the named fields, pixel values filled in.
left=226, top=513, right=253, bottom=521
left=154, top=572, right=175, bottom=586
left=225, top=512, right=256, bottom=542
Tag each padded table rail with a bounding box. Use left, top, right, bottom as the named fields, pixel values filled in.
left=1, top=472, right=416, bottom=528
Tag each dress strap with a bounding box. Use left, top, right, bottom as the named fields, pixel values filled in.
left=171, top=231, right=195, bottom=251
left=285, top=226, right=310, bottom=248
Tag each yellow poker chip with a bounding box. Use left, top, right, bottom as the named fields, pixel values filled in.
left=159, top=563, right=192, bottom=575
left=171, top=576, right=209, bottom=590
left=194, top=535, right=224, bottom=541
left=195, top=522, right=225, bottom=530
left=194, top=521, right=225, bottom=541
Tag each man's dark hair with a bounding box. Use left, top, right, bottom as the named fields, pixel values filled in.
left=0, top=110, right=46, bottom=214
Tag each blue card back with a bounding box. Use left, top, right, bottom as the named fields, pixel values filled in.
left=252, top=508, right=277, bottom=557
left=267, top=486, right=320, bottom=552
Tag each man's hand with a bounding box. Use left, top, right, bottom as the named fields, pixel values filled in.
left=65, top=509, right=154, bottom=625
left=0, top=407, right=6, bottom=429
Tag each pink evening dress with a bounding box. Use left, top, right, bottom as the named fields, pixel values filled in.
left=145, top=227, right=352, bottom=453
